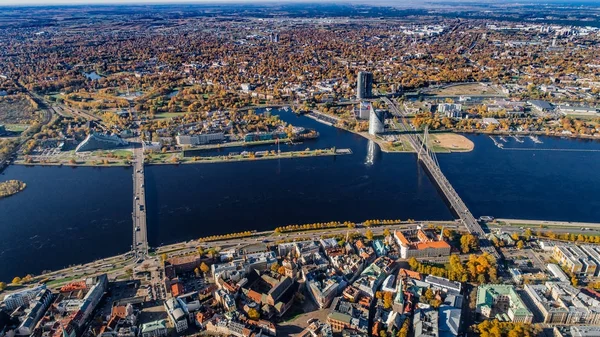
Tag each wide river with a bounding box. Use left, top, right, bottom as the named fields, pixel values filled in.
left=1, top=109, right=599, bottom=281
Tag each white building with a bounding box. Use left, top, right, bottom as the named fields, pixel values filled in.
left=2, top=285, right=47, bottom=310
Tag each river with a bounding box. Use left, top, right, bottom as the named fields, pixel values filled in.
left=1, top=109, right=599, bottom=281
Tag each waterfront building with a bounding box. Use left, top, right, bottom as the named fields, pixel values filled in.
left=476, top=284, right=533, bottom=323
left=368, top=105, right=385, bottom=135
left=176, top=132, right=225, bottom=146
left=140, top=320, right=168, bottom=337
left=356, top=71, right=373, bottom=99
left=14, top=288, right=53, bottom=336
left=75, top=133, right=128, bottom=152
left=394, top=229, right=451, bottom=259
left=2, top=285, right=47, bottom=310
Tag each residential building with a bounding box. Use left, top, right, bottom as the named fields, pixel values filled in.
left=525, top=282, right=600, bottom=324
left=176, top=133, right=224, bottom=146
left=413, top=306, right=438, bottom=337
left=356, top=71, right=373, bottom=99
left=547, top=263, right=570, bottom=282
left=2, top=285, right=48, bottom=310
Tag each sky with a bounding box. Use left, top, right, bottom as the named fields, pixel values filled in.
left=0, top=0, right=352, bottom=5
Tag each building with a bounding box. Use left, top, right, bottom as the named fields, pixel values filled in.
left=142, top=141, right=161, bottom=152
left=75, top=133, right=128, bottom=152
left=368, top=105, right=385, bottom=135
left=356, top=71, right=373, bottom=99
left=528, top=100, right=554, bottom=113
left=176, top=133, right=224, bottom=146
left=476, top=284, right=533, bottom=323
left=14, top=289, right=54, bottom=335
left=425, top=276, right=461, bottom=295
left=525, top=282, right=600, bottom=324
left=140, top=320, right=168, bottom=337
left=553, top=245, right=597, bottom=276
left=164, top=298, right=188, bottom=333
left=437, top=103, right=462, bottom=118
left=438, top=305, right=461, bottom=337
left=2, top=285, right=48, bottom=310
left=547, top=263, right=570, bottom=282
left=307, top=276, right=343, bottom=309
left=327, top=297, right=369, bottom=333
left=394, top=229, right=451, bottom=259
left=413, top=306, right=438, bottom=337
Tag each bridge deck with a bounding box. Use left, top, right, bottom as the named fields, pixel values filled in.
left=382, top=97, right=500, bottom=259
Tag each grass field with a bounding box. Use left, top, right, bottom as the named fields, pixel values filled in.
left=433, top=83, right=505, bottom=96
left=154, top=112, right=187, bottom=120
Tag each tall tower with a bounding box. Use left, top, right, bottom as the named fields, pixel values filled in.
left=357, top=71, right=373, bottom=100
left=368, top=104, right=385, bottom=135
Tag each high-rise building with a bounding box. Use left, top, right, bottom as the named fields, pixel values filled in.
left=356, top=71, right=373, bottom=99
left=368, top=105, right=385, bottom=135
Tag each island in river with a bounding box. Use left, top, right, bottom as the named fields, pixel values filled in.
left=0, top=179, right=26, bottom=198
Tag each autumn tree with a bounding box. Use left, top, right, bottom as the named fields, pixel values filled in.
left=200, top=262, right=210, bottom=275
left=365, top=229, right=374, bottom=241
left=460, top=234, right=479, bottom=253
left=383, top=291, right=393, bottom=309
left=247, top=308, right=260, bottom=320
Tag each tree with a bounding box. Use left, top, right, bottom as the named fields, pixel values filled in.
left=247, top=308, right=260, bottom=320
left=200, top=262, right=210, bottom=275
left=424, top=288, right=435, bottom=302
left=380, top=331, right=388, bottom=337
left=571, top=277, right=579, bottom=287
left=270, top=262, right=281, bottom=273
left=197, top=247, right=204, bottom=256
left=11, top=277, right=21, bottom=285
left=383, top=228, right=391, bottom=237
left=383, top=291, right=393, bottom=309
left=460, top=234, right=479, bottom=253
left=397, top=319, right=409, bottom=337
left=0, top=282, right=6, bottom=291
left=408, top=257, right=419, bottom=271
left=194, top=268, right=200, bottom=277
left=477, top=273, right=487, bottom=284
left=516, top=240, right=525, bottom=250
left=523, top=228, right=533, bottom=240
left=511, top=233, right=520, bottom=241
left=277, top=266, right=286, bottom=275
left=365, top=229, right=374, bottom=241
left=160, top=253, right=167, bottom=262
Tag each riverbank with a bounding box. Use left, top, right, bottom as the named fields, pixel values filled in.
left=0, top=180, right=26, bottom=198
left=147, top=148, right=351, bottom=165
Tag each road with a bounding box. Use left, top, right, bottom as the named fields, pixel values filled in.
left=382, top=96, right=501, bottom=260
left=132, top=139, right=148, bottom=258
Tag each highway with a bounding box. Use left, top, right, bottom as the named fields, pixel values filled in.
left=382, top=97, right=501, bottom=260
left=132, top=139, right=148, bottom=258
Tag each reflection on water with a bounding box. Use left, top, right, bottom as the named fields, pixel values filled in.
left=365, top=139, right=380, bottom=166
